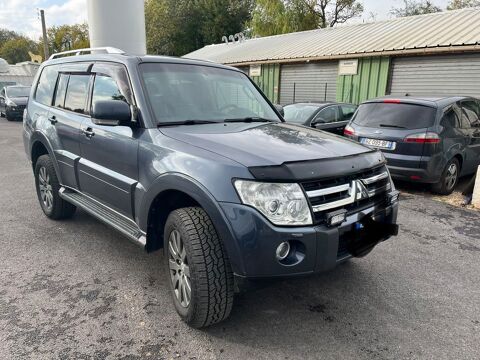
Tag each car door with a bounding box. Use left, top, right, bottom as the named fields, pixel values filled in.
left=77, top=63, right=139, bottom=219
left=312, top=105, right=343, bottom=134
left=459, top=99, right=480, bottom=173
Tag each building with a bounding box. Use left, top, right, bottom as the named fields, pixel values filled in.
left=185, top=8, right=480, bottom=105
left=0, top=59, right=40, bottom=90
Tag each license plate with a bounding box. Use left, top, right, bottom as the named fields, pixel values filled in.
left=360, top=138, right=396, bottom=150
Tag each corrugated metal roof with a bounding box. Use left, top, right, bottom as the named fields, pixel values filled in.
left=184, top=8, right=480, bottom=65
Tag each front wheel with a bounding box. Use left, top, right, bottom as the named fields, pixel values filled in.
left=432, top=158, right=460, bottom=195
left=164, top=207, right=234, bottom=328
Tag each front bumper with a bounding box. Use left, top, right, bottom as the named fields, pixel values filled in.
left=219, top=196, right=399, bottom=278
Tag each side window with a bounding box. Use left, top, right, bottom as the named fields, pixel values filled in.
left=340, top=105, right=357, bottom=121
left=64, top=75, right=90, bottom=114
left=92, top=75, right=127, bottom=105
left=35, top=66, right=59, bottom=106
left=441, top=105, right=461, bottom=129
left=54, top=74, right=69, bottom=109
left=315, top=106, right=339, bottom=123
left=461, top=100, right=480, bottom=128
left=0, top=88, right=5, bottom=97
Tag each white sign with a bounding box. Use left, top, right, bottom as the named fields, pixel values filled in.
left=338, top=59, right=358, bottom=75
left=250, top=65, right=262, bottom=77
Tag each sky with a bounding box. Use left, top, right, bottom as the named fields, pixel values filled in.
left=0, top=0, right=452, bottom=40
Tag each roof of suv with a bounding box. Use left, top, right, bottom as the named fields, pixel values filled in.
left=43, top=53, right=241, bottom=73
left=364, top=96, right=472, bottom=108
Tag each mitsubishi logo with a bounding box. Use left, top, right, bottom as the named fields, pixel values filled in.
left=353, top=180, right=370, bottom=200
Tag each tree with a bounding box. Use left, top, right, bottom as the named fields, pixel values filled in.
left=0, top=37, right=37, bottom=64
left=447, top=0, right=480, bottom=9
left=39, top=24, right=90, bottom=55
left=145, top=0, right=253, bottom=56
left=0, top=29, right=21, bottom=48
left=390, top=0, right=442, bottom=17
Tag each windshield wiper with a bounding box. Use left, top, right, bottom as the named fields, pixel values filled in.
left=378, top=124, right=407, bottom=129
left=157, top=120, right=219, bottom=127
left=223, top=117, right=276, bottom=123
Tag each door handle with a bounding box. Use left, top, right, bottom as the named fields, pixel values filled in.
left=81, top=127, right=95, bottom=138
left=49, top=115, right=57, bottom=125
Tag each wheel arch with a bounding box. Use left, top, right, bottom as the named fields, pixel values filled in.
left=139, top=173, right=245, bottom=275
left=29, top=132, right=62, bottom=181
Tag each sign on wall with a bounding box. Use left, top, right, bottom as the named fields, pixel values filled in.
left=338, top=59, right=359, bottom=75
left=249, top=64, right=262, bottom=77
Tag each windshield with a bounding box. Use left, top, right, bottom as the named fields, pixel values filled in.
left=352, top=102, right=436, bottom=130
left=7, top=86, right=30, bottom=98
left=283, top=104, right=319, bottom=124
left=140, top=63, right=279, bottom=124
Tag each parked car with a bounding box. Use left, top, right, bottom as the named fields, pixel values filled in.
left=344, top=96, right=480, bottom=195
left=23, top=48, right=399, bottom=328
left=283, top=102, right=357, bottom=135
left=0, top=85, right=31, bottom=121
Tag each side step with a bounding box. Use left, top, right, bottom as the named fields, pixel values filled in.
left=59, top=188, right=146, bottom=248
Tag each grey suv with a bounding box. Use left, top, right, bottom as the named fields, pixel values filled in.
left=23, top=48, right=399, bottom=327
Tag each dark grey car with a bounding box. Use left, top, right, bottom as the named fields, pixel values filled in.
left=283, top=102, right=357, bottom=135
left=23, top=50, right=399, bottom=327
left=344, top=97, right=480, bottom=194
left=0, top=85, right=30, bottom=121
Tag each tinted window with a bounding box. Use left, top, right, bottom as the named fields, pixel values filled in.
left=35, top=66, right=58, bottom=106
left=352, top=103, right=436, bottom=130
left=64, top=75, right=90, bottom=114
left=461, top=100, right=480, bottom=128
left=340, top=105, right=357, bottom=120
left=440, top=105, right=461, bottom=129
left=316, top=106, right=339, bottom=123
left=283, top=104, right=319, bottom=124
left=92, top=75, right=127, bottom=104
left=0, top=88, right=5, bottom=97
left=54, top=74, right=69, bottom=108
left=140, top=63, right=279, bottom=124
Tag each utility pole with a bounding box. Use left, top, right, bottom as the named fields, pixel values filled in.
left=40, top=9, right=49, bottom=60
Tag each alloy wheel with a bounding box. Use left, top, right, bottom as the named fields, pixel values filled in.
left=168, top=229, right=191, bottom=308
left=445, top=163, right=458, bottom=191
left=38, top=166, right=53, bottom=211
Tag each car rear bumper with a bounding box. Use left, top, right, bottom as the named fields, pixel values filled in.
left=385, top=153, right=444, bottom=183
left=219, top=195, right=399, bottom=279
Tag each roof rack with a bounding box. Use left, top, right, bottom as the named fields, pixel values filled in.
left=49, top=47, right=125, bottom=60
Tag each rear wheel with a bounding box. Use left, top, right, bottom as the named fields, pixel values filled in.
left=432, top=158, right=460, bottom=195
left=164, top=207, right=234, bottom=328
left=34, top=155, right=76, bottom=219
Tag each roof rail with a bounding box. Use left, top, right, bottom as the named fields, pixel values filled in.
left=49, top=47, right=125, bottom=60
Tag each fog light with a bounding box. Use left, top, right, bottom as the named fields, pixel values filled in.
left=276, top=241, right=290, bottom=260
left=326, top=209, right=347, bottom=227
left=388, top=190, right=400, bottom=204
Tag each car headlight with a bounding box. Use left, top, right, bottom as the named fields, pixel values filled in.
left=6, top=99, right=16, bottom=107
left=234, top=180, right=312, bottom=226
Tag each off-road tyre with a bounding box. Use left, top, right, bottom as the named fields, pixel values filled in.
left=164, top=207, right=234, bottom=328
left=34, top=155, right=76, bottom=219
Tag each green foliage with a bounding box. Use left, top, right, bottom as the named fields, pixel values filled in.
left=250, top=0, right=364, bottom=37
left=390, top=0, right=442, bottom=17
left=0, top=37, right=37, bottom=64
left=447, top=0, right=480, bottom=9
left=40, top=24, right=90, bottom=55
left=145, top=0, right=254, bottom=56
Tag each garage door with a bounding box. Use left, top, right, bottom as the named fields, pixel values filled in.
left=280, top=62, right=337, bottom=105
left=389, top=54, right=480, bottom=98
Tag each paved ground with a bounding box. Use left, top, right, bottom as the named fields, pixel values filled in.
left=0, top=117, right=479, bottom=360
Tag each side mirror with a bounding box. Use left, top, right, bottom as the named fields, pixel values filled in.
left=92, top=100, right=131, bottom=126
left=274, top=104, right=284, bottom=117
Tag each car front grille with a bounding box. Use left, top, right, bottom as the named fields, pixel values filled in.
left=301, top=165, right=391, bottom=224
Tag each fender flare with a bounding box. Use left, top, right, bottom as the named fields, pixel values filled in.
left=29, top=131, right=62, bottom=183
left=138, top=173, right=246, bottom=276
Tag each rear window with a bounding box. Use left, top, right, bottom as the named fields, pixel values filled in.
left=352, top=102, right=436, bottom=130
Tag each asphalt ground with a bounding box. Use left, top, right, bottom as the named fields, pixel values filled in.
left=0, top=117, right=479, bottom=359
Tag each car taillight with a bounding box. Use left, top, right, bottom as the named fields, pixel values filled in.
left=404, top=132, right=441, bottom=144
left=344, top=125, right=355, bottom=136
left=383, top=99, right=401, bottom=104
